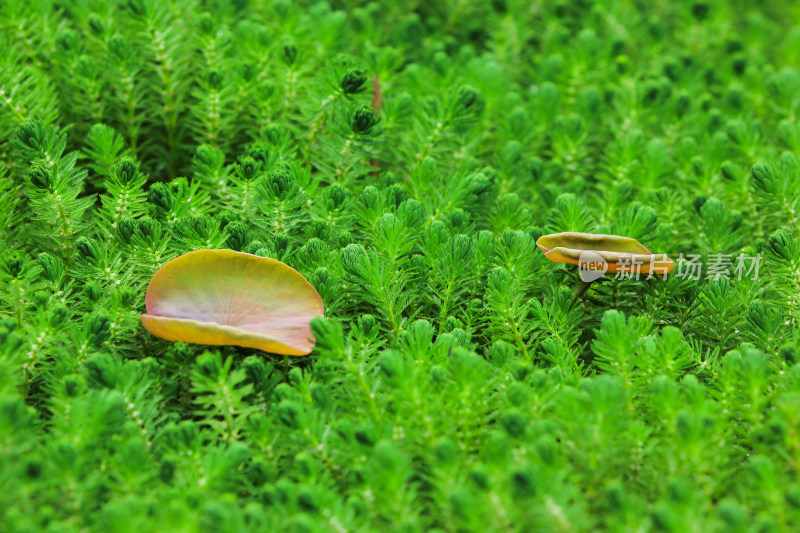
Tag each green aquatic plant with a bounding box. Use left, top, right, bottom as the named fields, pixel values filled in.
left=1, top=0, right=800, bottom=531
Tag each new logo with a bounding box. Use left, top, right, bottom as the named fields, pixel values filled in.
left=578, top=251, right=608, bottom=282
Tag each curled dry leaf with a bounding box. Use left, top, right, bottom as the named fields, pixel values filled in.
left=140, top=249, right=324, bottom=355
left=536, top=232, right=675, bottom=274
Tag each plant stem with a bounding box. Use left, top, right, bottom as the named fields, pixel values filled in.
left=573, top=280, right=593, bottom=303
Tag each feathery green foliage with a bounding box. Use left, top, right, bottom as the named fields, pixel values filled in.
left=2, top=0, right=800, bottom=531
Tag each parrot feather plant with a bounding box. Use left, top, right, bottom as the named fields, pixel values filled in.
left=1, top=1, right=800, bottom=531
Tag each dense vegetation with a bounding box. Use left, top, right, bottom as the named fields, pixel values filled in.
left=2, top=0, right=800, bottom=531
